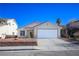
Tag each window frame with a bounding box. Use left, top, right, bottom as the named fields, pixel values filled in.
left=20, top=30, right=25, bottom=36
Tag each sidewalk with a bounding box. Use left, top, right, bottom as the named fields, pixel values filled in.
left=0, top=46, right=39, bottom=51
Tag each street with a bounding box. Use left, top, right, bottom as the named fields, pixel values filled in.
left=0, top=50, right=79, bottom=56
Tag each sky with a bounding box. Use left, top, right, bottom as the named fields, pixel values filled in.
left=0, top=3, right=79, bottom=27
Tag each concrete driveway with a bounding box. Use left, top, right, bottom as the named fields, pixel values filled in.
left=37, top=38, right=79, bottom=51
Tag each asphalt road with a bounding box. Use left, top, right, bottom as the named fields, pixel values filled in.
left=0, top=50, right=79, bottom=56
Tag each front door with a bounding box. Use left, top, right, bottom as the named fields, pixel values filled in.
left=28, top=30, right=34, bottom=38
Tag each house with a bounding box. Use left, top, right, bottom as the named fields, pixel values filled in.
left=0, top=18, right=18, bottom=39
left=18, top=21, right=61, bottom=39
left=60, top=20, right=79, bottom=40
left=66, top=20, right=79, bottom=40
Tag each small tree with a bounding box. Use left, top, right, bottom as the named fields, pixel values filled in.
left=56, top=18, right=61, bottom=26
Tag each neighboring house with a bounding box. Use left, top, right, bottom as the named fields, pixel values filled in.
left=18, top=21, right=61, bottom=39
left=65, top=20, right=79, bottom=39
left=0, top=18, right=18, bottom=39
left=67, top=20, right=79, bottom=29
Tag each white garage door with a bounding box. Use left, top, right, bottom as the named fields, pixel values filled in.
left=37, top=29, right=58, bottom=38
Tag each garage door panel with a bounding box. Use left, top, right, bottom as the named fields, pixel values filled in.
left=37, top=29, right=57, bottom=38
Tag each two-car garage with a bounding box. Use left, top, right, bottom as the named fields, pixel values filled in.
left=37, top=29, right=58, bottom=38
left=35, top=22, right=61, bottom=39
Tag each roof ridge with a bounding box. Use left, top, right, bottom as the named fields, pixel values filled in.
left=22, top=21, right=41, bottom=28
left=33, top=21, right=50, bottom=27
left=19, top=21, right=52, bottom=29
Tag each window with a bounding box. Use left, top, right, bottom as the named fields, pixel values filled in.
left=20, top=30, right=25, bottom=36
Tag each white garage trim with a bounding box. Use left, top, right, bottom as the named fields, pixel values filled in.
left=37, top=28, right=59, bottom=39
